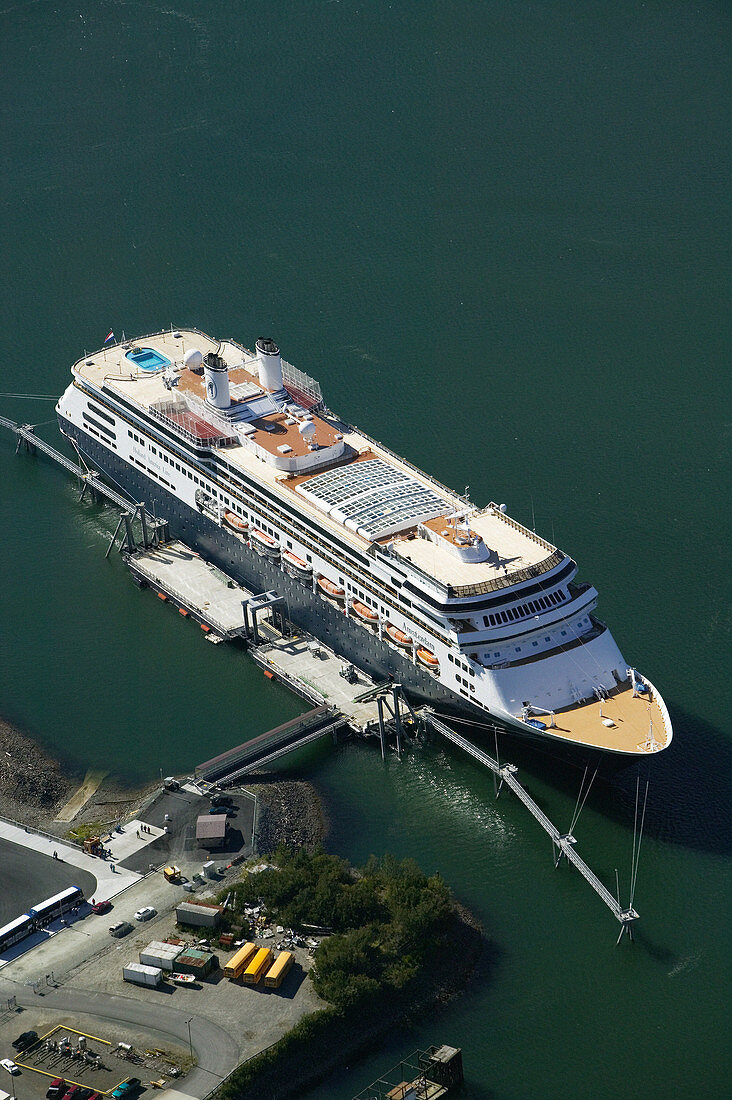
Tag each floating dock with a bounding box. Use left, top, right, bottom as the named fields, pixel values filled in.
left=126, top=541, right=253, bottom=641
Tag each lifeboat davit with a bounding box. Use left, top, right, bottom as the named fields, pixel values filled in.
left=385, top=623, right=413, bottom=648
left=250, top=528, right=280, bottom=556
left=282, top=549, right=312, bottom=574
left=417, top=646, right=440, bottom=670
left=351, top=599, right=379, bottom=623
left=223, top=510, right=248, bottom=533
left=318, top=576, right=345, bottom=601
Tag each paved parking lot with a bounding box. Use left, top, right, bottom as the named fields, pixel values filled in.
left=0, top=840, right=97, bottom=925
left=117, top=789, right=254, bottom=876
left=0, top=1012, right=189, bottom=1100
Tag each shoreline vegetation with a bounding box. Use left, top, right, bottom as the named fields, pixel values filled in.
left=0, top=717, right=484, bottom=1095
left=215, top=848, right=483, bottom=1100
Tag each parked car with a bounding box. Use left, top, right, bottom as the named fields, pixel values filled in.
left=45, top=1078, right=65, bottom=1099
left=1, top=1059, right=20, bottom=1076
left=134, top=906, right=156, bottom=922
left=209, top=793, right=231, bottom=806
left=109, top=921, right=133, bottom=938
left=12, top=1030, right=38, bottom=1051
left=61, top=1086, right=80, bottom=1100
left=91, top=899, right=112, bottom=914
left=111, top=1078, right=141, bottom=1099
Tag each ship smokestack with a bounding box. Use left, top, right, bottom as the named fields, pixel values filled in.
left=203, top=351, right=230, bottom=410
left=256, top=337, right=283, bottom=392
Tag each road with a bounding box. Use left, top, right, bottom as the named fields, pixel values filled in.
left=0, top=980, right=240, bottom=1099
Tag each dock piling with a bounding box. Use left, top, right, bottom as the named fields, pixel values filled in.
left=377, top=697, right=386, bottom=761
left=105, top=514, right=126, bottom=559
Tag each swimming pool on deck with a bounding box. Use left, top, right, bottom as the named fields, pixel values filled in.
left=126, top=347, right=170, bottom=372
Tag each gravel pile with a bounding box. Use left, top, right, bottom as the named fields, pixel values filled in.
left=0, top=716, right=78, bottom=825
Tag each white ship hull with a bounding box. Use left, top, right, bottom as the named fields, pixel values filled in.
left=56, top=329, right=672, bottom=766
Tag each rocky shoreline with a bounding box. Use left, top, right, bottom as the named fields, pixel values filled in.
left=0, top=714, right=328, bottom=851
left=0, top=716, right=80, bottom=828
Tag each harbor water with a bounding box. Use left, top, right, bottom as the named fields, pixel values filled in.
left=1, top=2, right=730, bottom=1096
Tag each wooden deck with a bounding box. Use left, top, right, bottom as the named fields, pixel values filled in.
left=540, top=681, right=670, bottom=755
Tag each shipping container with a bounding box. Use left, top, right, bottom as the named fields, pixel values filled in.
left=122, top=964, right=162, bottom=988
left=175, top=901, right=222, bottom=929
left=174, top=949, right=218, bottom=977
left=223, top=942, right=257, bottom=980
left=139, top=941, right=182, bottom=971
left=264, top=951, right=293, bottom=989
left=242, top=947, right=273, bottom=985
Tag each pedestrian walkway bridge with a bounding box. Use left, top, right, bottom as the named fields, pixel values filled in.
left=0, top=415, right=166, bottom=549
left=424, top=711, right=638, bottom=940
left=195, top=706, right=345, bottom=786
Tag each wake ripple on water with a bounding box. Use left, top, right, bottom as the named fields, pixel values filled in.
left=669, top=952, right=702, bottom=979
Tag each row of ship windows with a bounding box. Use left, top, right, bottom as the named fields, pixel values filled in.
left=456, top=675, right=475, bottom=692
left=447, top=653, right=475, bottom=677
left=130, top=454, right=174, bottom=491
left=481, top=588, right=566, bottom=628
left=83, top=419, right=117, bottom=449
left=484, top=617, right=590, bottom=660
left=111, top=400, right=442, bottom=646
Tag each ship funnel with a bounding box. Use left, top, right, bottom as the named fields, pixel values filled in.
left=203, top=351, right=231, bottom=410
left=256, top=337, right=283, bottom=392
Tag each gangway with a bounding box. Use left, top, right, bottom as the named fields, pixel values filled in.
left=0, top=415, right=167, bottom=548
left=196, top=706, right=345, bottom=786
left=424, top=711, right=638, bottom=940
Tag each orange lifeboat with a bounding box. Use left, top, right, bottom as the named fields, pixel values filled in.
left=417, top=647, right=440, bottom=670
left=351, top=599, right=379, bottom=623
left=250, top=528, right=280, bottom=556
left=317, top=576, right=345, bottom=601
left=282, top=549, right=312, bottom=574
left=385, top=623, right=413, bottom=648
left=223, top=510, right=248, bottom=533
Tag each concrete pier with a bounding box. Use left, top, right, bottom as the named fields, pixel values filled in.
left=125, top=540, right=254, bottom=640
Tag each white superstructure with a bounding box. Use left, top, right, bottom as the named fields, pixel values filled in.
left=57, top=329, right=672, bottom=760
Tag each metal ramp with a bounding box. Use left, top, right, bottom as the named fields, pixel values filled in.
left=195, top=706, right=345, bottom=786
left=424, top=711, right=638, bottom=941
left=0, top=416, right=167, bottom=549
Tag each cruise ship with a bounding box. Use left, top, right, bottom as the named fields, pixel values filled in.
left=57, top=328, right=672, bottom=767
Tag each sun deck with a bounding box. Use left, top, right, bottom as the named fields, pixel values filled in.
left=74, top=329, right=561, bottom=591
left=392, top=507, right=554, bottom=587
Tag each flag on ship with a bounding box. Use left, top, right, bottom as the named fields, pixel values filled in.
left=104, top=330, right=115, bottom=343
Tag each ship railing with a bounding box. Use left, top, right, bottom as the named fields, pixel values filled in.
left=481, top=502, right=557, bottom=553
left=378, top=541, right=567, bottom=600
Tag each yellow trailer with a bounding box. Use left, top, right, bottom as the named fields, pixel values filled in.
left=264, top=950, right=293, bottom=989
left=223, top=942, right=257, bottom=980
left=242, top=946, right=273, bottom=985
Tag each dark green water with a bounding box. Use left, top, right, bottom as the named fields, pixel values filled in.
left=2, top=2, right=730, bottom=1095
